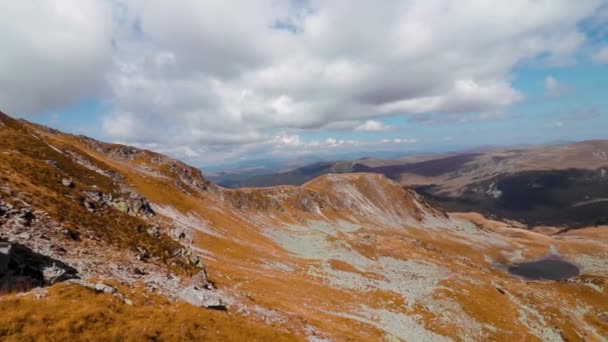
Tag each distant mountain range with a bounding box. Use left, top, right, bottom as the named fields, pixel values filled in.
left=211, top=140, right=608, bottom=228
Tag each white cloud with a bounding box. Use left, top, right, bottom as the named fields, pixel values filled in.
left=591, top=46, right=608, bottom=64
left=273, top=133, right=301, bottom=146
left=547, top=121, right=565, bottom=128
left=354, top=120, right=394, bottom=132
left=1, top=0, right=604, bottom=164
left=381, top=138, right=417, bottom=144
left=0, top=0, right=114, bottom=114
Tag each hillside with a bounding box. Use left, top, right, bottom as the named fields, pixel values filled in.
left=1, top=111, right=607, bottom=341
left=218, top=143, right=608, bottom=228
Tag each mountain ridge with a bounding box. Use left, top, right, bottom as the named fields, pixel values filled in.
left=1, top=111, right=607, bottom=341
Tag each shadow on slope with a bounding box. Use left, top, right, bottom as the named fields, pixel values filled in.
left=415, top=168, right=608, bottom=228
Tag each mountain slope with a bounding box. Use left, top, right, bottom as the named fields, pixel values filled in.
left=220, top=142, right=608, bottom=228
left=1, top=112, right=607, bottom=341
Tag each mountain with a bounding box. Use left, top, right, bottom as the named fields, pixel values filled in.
left=1, top=111, right=607, bottom=341
left=219, top=143, right=608, bottom=228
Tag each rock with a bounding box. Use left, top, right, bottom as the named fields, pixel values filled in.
left=123, top=298, right=133, bottom=306
left=17, top=232, right=31, bottom=240
left=16, top=209, right=34, bottom=226
left=61, top=178, right=74, bottom=187
left=83, top=200, right=96, bottom=212
left=179, top=287, right=225, bottom=309
left=42, top=264, right=72, bottom=285
left=114, top=201, right=129, bottom=213
left=132, top=267, right=146, bottom=275
left=127, top=192, right=155, bottom=217
left=0, top=242, right=12, bottom=275
left=95, top=282, right=118, bottom=295
left=135, top=246, right=149, bottom=261
left=192, top=270, right=214, bottom=290
left=83, top=190, right=103, bottom=203
left=146, top=225, right=161, bottom=238
left=63, top=228, right=80, bottom=241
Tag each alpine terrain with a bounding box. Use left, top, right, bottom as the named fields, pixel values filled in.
left=1, top=111, right=607, bottom=341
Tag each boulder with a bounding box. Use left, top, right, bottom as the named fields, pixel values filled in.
left=61, top=178, right=74, bottom=187
left=179, top=287, right=225, bottom=309
left=128, top=192, right=155, bottom=217
left=42, top=264, right=72, bottom=285
left=95, top=282, right=118, bottom=295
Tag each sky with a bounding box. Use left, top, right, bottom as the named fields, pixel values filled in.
left=1, top=1, right=608, bottom=169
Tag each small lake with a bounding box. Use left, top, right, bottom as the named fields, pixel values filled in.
left=508, top=258, right=580, bottom=281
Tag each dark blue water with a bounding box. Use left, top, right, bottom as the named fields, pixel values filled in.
left=508, top=259, right=580, bottom=281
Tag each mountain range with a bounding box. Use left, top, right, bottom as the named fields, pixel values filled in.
left=211, top=142, right=608, bottom=229
left=1, top=111, right=607, bottom=341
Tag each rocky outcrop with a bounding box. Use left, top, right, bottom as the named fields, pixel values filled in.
left=81, top=190, right=155, bottom=218
left=179, top=287, right=225, bottom=309
left=77, top=135, right=213, bottom=193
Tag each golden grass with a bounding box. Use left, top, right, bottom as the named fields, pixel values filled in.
left=0, top=283, right=302, bottom=342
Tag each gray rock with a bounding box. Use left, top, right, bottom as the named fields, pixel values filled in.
left=127, top=192, right=155, bottom=217
left=17, top=232, right=31, bottom=240
left=42, top=264, right=71, bottom=285
left=179, top=287, right=225, bottom=309
left=94, top=282, right=118, bottom=295
left=83, top=190, right=103, bottom=203
left=61, top=178, right=74, bottom=187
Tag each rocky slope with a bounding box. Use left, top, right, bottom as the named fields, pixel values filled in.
left=219, top=142, right=608, bottom=228
left=0, top=111, right=607, bottom=341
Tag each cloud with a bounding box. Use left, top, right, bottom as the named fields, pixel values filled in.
left=1, top=0, right=604, bottom=164
left=0, top=0, right=114, bottom=114
left=544, top=75, right=569, bottom=97
left=547, top=121, right=565, bottom=128
left=381, top=138, right=417, bottom=144
left=591, top=46, right=608, bottom=64
left=354, top=120, right=394, bottom=132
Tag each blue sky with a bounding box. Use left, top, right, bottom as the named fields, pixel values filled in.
left=2, top=1, right=608, bottom=169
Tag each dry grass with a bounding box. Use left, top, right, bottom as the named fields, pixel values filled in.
left=0, top=283, right=302, bottom=342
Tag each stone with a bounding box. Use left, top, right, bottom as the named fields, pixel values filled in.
left=0, top=242, right=12, bottom=275
left=179, top=287, right=225, bottom=309
left=16, top=209, right=34, bottom=226
left=83, top=190, right=103, bottom=203
left=127, top=192, right=155, bottom=217
left=135, top=246, right=149, bottom=261
left=192, top=270, right=213, bottom=290
left=123, top=298, right=133, bottom=306
left=17, top=232, right=31, bottom=240
left=42, top=264, right=71, bottom=285
left=146, top=225, right=161, bottom=238
left=61, top=178, right=74, bottom=187
left=95, top=282, right=118, bottom=295
left=114, top=201, right=129, bottom=213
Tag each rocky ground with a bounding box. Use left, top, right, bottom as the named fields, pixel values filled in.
left=1, top=111, right=607, bottom=341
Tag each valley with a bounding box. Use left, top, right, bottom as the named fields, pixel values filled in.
left=1, top=111, right=607, bottom=341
